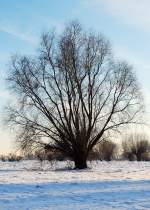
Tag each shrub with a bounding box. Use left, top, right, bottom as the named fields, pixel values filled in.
left=0, top=155, right=6, bottom=162
left=7, top=153, right=22, bottom=162
left=89, top=140, right=117, bottom=161
left=122, top=134, right=150, bottom=161
left=98, top=141, right=117, bottom=161
left=35, top=147, right=68, bottom=162
left=88, top=150, right=100, bottom=161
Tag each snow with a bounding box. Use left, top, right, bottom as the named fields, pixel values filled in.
left=0, top=160, right=150, bottom=209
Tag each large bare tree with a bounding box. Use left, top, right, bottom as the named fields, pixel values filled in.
left=7, top=21, right=143, bottom=169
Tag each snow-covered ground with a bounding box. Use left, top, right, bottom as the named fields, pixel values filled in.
left=0, top=160, right=150, bottom=210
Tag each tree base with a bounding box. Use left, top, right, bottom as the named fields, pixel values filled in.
left=74, top=160, right=87, bottom=169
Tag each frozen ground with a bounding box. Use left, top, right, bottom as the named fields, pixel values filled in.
left=0, top=160, right=150, bottom=210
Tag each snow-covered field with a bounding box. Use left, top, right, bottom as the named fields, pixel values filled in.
left=0, top=160, right=150, bottom=210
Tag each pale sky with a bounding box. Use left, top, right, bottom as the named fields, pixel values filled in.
left=0, top=0, right=150, bottom=154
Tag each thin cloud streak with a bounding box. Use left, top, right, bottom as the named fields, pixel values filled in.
left=0, top=24, right=38, bottom=45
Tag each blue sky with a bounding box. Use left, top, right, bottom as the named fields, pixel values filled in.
left=0, top=0, right=150, bottom=153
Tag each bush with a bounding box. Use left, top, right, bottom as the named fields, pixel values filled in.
left=0, top=155, right=6, bottom=162
left=88, top=140, right=117, bottom=161
left=0, top=153, right=23, bottom=162
left=7, top=153, right=22, bottom=162
left=88, top=150, right=100, bottom=161
left=98, top=141, right=117, bottom=161
left=35, top=147, right=68, bottom=162
left=122, top=134, right=150, bottom=161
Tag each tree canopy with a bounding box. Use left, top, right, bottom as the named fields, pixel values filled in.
left=6, top=21, right=143, bottom=168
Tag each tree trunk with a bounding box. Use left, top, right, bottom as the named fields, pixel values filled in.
left=74, top=154, right=87, bottom=169
left=137, top=153, right=142, bottom=161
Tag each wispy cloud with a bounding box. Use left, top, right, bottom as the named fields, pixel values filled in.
left=0, top=18, right=65, bottom=46
left=0, top=23, right=38, bottom=45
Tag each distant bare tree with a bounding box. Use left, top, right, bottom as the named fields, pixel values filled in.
left=97, top=140, right=117, bottom=161
left=6, top=21, right=143, bottom=169
left=122, top=134, right=150, bottom=161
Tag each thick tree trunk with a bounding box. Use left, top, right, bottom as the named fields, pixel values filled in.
left=74, top=154, right=87, bottom=169
left=137, top=153, right=142, bottom=161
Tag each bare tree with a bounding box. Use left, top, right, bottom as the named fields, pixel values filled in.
left=6, top=21, right=143, bottom=169
left=122, top=134, right=150, bottom=161
left=97, top=140, right=117, bottom=161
